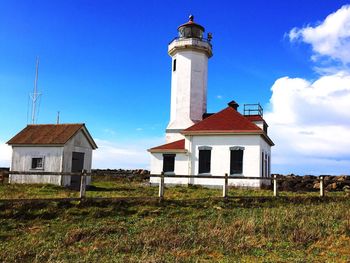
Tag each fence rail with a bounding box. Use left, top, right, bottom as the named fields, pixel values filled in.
left=151, top=173, right=326, bottom=198
left=0, top=170, right=332, bottom=203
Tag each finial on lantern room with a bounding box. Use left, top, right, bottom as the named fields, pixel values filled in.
left=189, top=14, right=194, bottom=22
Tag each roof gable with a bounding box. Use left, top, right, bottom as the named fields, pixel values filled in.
left=148, top=139, right=186, bottom=153
left=183, top=107, right=261, bottom=133
left=7, top=124, right=98, bottom=149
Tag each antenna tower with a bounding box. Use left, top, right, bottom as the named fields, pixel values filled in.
left=30, top=57, right=41, bottom=124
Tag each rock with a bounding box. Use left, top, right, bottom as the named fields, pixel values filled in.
left=140, top=170, right=150, bottom=175
left=337, top=176, right=347, bottom=182
left=313, top=182, right=320, bottom=190
left=326, top=182, right=338, bottom=191
left=343, top=185, right=350, bottom=192
left=281, top=180, right=295, bottom=191
left=303, top=175, right=316, bottom=181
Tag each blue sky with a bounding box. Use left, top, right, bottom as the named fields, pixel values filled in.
left=1, top=1, right=350, bottom=174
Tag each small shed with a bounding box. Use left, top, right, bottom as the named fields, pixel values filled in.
left=7, top=123, right=97, bottom=187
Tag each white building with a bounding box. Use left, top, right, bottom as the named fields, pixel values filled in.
left=7, top=123, right=97, bottom=187
left=148, top=16, right=274, bottom=187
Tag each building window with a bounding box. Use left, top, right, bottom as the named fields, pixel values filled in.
left=163, top=154, right=175, bottom=173
left=31, top=157, right=44, bottom=169
left=265, top=153, right=268, bottom=178
left=230, top=147, right=244, bottom=175
left=173, top=59, right=176, bottom=71
left=198, top=148, right=211, bottom=174
left=261, top=152, right=268, bottom=177
left=261, top=152, right=264, bottom=177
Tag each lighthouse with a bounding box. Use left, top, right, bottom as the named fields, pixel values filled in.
left=166, top=15, right=213, bottom=143
left=149, top=15, right=273, bottom=188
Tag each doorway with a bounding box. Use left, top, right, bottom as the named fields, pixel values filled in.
left=71, top=152, right=85, bottom=188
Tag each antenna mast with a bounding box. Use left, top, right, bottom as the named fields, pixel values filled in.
left=30, top=57, right=41, bottom=124
left=57, top=111, right=60, bottom=124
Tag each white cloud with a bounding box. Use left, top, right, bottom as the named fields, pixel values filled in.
left=0, top=141, right=11, bottom=167
left=102, top=128, right=117, bottom=135
left=289, top=5, right=350, bottom=64
left=92, top=137, right=164, bottom=169
left=216, top=95, right=223, bottom=99
left=266, top=5, right=350, bottom=175
left=265, top=70, right=350, bottom=175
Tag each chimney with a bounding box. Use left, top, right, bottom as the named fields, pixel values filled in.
left=228, top=100, right=239, bottom=110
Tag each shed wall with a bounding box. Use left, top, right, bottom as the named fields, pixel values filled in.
left=10, top=146, right=63, bottom=185
left=62, top=130, right=93, bottom=186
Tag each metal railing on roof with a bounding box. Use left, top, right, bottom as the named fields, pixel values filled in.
left=244, top=103, right=263, bottom=117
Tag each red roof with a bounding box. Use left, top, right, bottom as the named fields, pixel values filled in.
left=7, top=124, right=98, bottom=149
left=148, top=139, right=185, bottom=152
left=245, top=115, right=264, bottom=122
left=183, top=107, right=262, bottom=133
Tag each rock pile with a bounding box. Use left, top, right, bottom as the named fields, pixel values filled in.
left=91, top=169, right=150, bottom=176
left=274, top=174, right=350, bottom=192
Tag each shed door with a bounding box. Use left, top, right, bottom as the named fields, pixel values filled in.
left=71, top=152, right=85, bottom=188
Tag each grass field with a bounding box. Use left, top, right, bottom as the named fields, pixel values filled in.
left=1, top=177, right=350, bottom=262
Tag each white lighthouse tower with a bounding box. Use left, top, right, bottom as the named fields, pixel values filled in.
left=166, top=15, right=213, bottom=142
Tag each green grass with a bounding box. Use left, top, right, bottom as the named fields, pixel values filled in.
left=1, top=178, right=350, bottom=262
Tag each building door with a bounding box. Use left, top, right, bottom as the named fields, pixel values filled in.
left=71, top=152, right=85, bottom=188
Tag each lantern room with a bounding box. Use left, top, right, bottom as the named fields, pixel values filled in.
left=178, top=15, right=205, bottom=39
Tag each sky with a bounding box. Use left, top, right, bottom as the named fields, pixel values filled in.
left=0, top=0, right=349, bottom=175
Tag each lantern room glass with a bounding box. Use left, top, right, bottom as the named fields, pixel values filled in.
left=178, top=26, right=203, bottom=39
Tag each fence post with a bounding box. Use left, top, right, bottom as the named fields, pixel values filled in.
left=273, top=174, right=278, bottom=197
left=320, top=176, right=324, bottom=197
left=159, top=172, right=164, bottom=199
left=223, top=173, right=228, bottom=198
left=79, top=170, right=87, bottom=199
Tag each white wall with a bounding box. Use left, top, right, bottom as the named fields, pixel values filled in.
left=62, top=130, right=93, bottom=186
left=252, top=120, right=264, bottom=130
left=10, top=130, right=94, bottom=186
left=10, top=146, right=63, bottom=185
left=166, top=49, right=209, bottom=142
left=150, top=152, right=189, bottom=185
left=259, top=137, right=272, bottom=186
left=189, top=135, right=263, bottom=187
left=150, top=134, right=272, bottom=188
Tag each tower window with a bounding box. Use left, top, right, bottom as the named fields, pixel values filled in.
left=198, top=149, right=211, bottom=174
left=163, top=154, right=175, bottom=173
left=173, top=59, right=176, bottom=71
left=230, top=149, right=243, bottom=175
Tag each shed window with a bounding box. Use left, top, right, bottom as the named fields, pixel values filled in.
left=198, top=149, right=211, bottom=174
left=163, top=154, right=175, bottom=173
left=31, top=157, right=44, bottom=169
left=230, top=149, right=243, bottom=174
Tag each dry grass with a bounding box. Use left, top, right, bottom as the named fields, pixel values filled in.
left=0, top=178, right=350, bottom=262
